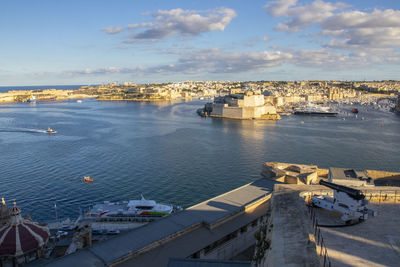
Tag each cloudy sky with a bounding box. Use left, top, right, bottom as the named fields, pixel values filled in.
left=1, top=0, right=400, bottom=85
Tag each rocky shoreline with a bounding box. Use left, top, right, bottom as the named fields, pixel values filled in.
left=0, top=89, right=95, bottom=103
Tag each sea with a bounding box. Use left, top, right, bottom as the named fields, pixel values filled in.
left=0, top=99, right=399, bottom=222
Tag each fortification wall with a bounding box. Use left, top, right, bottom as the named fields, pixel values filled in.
left=222, top=106, right=243, bottom=118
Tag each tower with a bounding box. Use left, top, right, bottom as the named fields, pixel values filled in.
left=0, top=197, right=10, bottom=225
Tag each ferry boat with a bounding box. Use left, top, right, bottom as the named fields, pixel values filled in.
left=294, top=104, right=337, bottom=117
left=86, top=195, right=176, bottom=218
left=46, top=128, right=57, bottom=134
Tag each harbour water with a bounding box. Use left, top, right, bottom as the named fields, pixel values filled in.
left=0, top=99, right=399, bottom=221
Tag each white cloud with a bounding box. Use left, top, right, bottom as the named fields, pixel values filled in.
left=132, top=8, right=236, bottom=40
left=64, top=45, right=400, bottom=78
left=264, top=0, right=297, bottom=17
left=265, top=0, right=347, bottom=32
left=65, top=66, right=138, bottom=76
left=265, top=0, right=400, bottom=55
left=103, top=8, right=236, bottom=42
left=126, top=22, right=154, bottom=29
left=101, top=26, right=124, bottom=34
left=322, top=9, right=400, bottom=49
left=64, top=49, right=292, bottom=76
left=161, top=49, right=292, bottom=73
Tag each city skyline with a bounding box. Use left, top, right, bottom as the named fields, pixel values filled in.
left=1, top=0, right=400, bottom=85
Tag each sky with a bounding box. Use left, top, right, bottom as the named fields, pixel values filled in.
left=1, top=0, right=400, bottom=85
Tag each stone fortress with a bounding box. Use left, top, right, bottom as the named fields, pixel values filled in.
left=206, top=89, right=280, bottom=120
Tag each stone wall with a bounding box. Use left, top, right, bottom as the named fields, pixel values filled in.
left=222, top=106, right=243, bottom=118
left=261, top=185, right=320, bottom=266
left=210, top=103, right=225, bottom=116
left=244, top=95, right=264, bottom=107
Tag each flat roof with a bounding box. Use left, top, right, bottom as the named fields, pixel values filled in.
left=119, top=201, right=269, bottom=267
left=45, top=178, right=276, bottom=267
left=329, top=167, right=367, bottom=180
left=168, top=258, right=251, bottom=267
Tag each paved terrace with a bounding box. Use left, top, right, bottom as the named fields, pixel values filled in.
left=267, top=184, right=400, bottom=267
left=45, top=178, right=276, bottom=267
left=266, top=184, right=320, bottom=266
left=317, top=203, right=400, bottom=266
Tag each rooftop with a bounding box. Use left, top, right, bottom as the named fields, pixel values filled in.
left=167, top=258, right=251, bottom=267
left=45, top=178, right=276, bottom=267
left=329, top=167, right=368, bottom=180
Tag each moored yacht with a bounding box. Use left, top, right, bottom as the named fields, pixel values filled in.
left=86, top=195, right=177, bottom=218
left=294, top=103, right=337, bottom=117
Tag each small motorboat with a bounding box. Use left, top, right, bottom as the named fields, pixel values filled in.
left=83, top=176, right=94, bottom=182
left=46, top=128, right=57, bottom=134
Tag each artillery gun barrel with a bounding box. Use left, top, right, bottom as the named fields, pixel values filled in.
left=319, top=180, right=365, bottom=200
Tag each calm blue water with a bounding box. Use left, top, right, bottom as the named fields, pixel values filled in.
left=0, top=85, right=85, bottom=93
left=0, top=99, right=399, bottom=222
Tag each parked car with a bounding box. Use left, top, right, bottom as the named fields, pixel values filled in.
left=56, top=231, right=68, bottom=238
left=61, top=225, right=74, bottom=230
left=91, top=229, right=104, bottom=235
left=107, top=229, right=120, bottom=235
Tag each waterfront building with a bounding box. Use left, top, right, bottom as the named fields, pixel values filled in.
left=0, top=200, right=50, bottom=266
left=45, top=179, right=276, bottom=266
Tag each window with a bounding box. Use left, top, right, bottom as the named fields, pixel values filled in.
left=135, top=206, right=153, bottom=210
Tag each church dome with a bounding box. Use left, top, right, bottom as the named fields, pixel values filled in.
left=0, top=200, right=49, bottom=257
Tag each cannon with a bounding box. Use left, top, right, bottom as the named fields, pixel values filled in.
left=319, top=180, right=365, bottom=200
left=312, top=180, right=374, bottom=222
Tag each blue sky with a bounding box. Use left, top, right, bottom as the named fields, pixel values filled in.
left=1, top=0, right=400, bottom=85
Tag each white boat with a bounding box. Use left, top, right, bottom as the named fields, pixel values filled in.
left=27, top=96, right=37, bottom=103
left=87, top=195, right=178, bottom=218
left=294, top=103, right=337, bottom=116
left=46, top=128, right=57, bottom=134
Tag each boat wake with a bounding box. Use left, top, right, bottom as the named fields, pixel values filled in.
left=0, top=128, right=49, bottom=134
